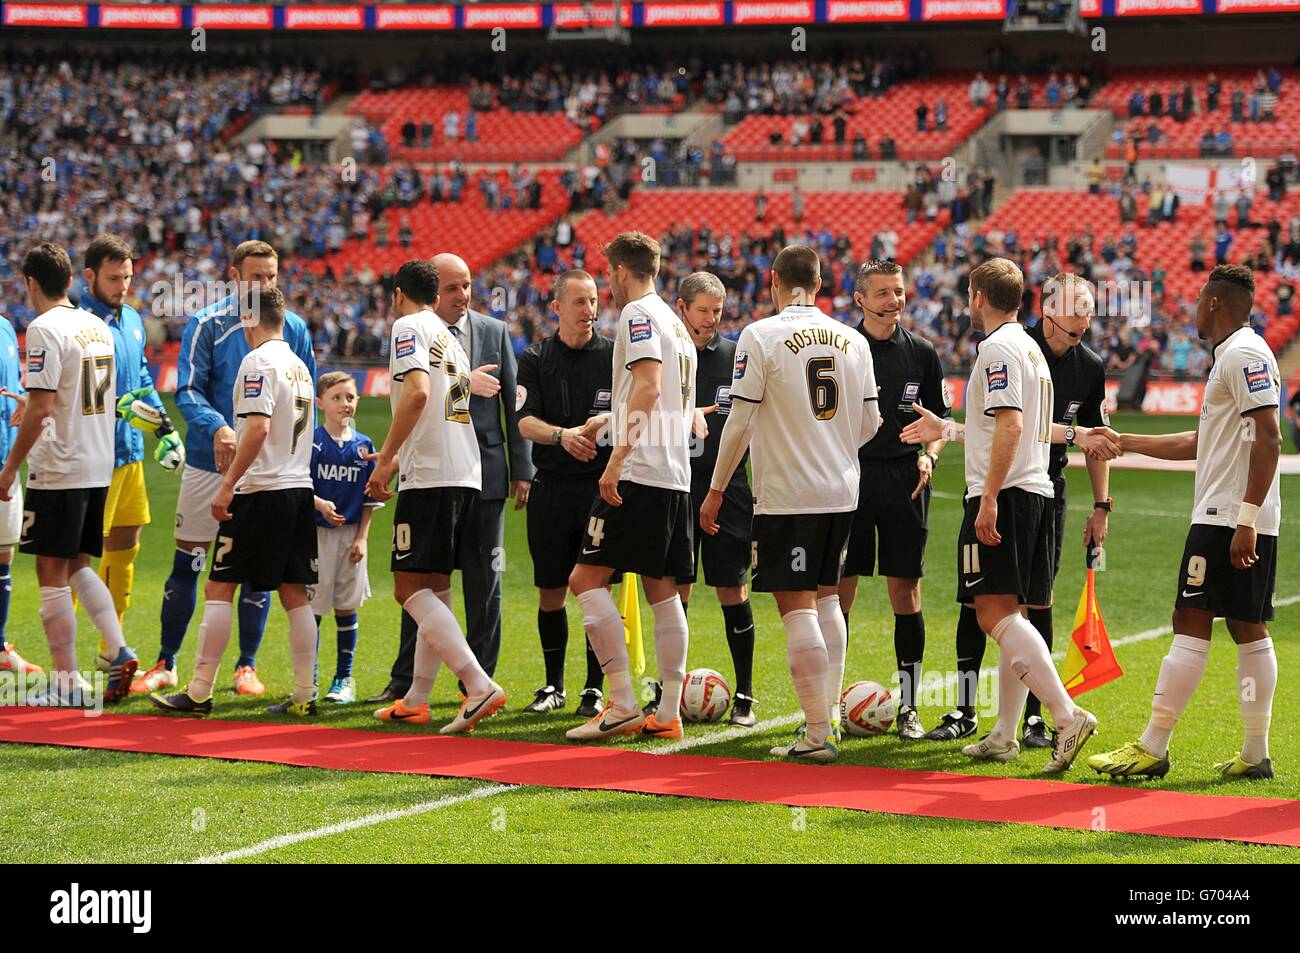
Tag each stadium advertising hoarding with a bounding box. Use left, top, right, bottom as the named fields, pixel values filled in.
left=0, top=1, right=1258, bottom=30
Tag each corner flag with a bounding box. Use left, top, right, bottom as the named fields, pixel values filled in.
left=1061, top=567, right=1123, bottom=697
left=620, top=573, right=645, bottom=677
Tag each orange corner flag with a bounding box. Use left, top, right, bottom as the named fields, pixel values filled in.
left=1061, top=568, right=1123, bottom=698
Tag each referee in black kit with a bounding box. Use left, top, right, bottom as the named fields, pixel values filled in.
left=837, top=259, right=950, bottom=740
left=931, top=272, right=1112, bottom=747
left=514, top=269, right=614, bottom=718
left=663, top=271, right=758, bottom=727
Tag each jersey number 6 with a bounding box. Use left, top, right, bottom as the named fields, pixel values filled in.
left=805, top=356, right=839, bottom=421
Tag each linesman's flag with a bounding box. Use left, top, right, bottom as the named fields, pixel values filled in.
left=1061, top=568, right=1123, bottom=697
left=620, top=573, right=645, bottom=677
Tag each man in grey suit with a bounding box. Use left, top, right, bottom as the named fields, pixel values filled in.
left=367, top=253, right=533, bottom=702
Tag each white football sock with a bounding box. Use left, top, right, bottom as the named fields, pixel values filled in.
left=650, top=594, right=688, bottom=722
left=817, top=594, right=847, bottom=722
left=286, top=605, right=318, bottom=704
left=39, top=586, right=77, bottom=674
left=783, top=608, right=829, bottom=745
left=1139, top=633, right=1210, bottom=759
left=404, top=589, right=490, bottom=697
left=990, top=613, right=1076, bottom=729
left=578, top=588, right=636, bottom=711
left=401, top=589, right=451, bottom=707
left=187, top=600, right=233, bottom=701
left=1237, top=637, right=1276, bottom=764
left=70, top=567, right=126, bottom=655
left=989, top=643, right=1030, bottom=746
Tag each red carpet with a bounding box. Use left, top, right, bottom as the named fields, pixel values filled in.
left=3, top=707, right=1299, bottom=848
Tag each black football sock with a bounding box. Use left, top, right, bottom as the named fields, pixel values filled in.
left=1024, top=607, right=1054, bottom=721
left=722, top=600, right=756, bottom=697
left=583, top=640, right=605, bottom=692
left=894, top=611, right=925, bottom=709
left=538, top=607, right=568, bottom=692
left=956, top=604, right=986, bottom=719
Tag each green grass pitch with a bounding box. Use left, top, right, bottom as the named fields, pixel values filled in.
left=0, top=399, right=1297, bottom=863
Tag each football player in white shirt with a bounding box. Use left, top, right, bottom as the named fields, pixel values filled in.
left=366, top=260, right=507, bottom=734
left=567, top=231, right=698, bottom=742
left=702, top=245, right=881, bottom=762
left=151, top=286, right=340, bottom=717
left=0, top=243, right=138, bottom=704
left=1089, top=265, right=1283, bottom=780
left=901, top=258, right=1116, bottom=773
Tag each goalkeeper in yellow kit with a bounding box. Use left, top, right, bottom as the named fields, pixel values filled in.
left=79, top=237, right=185, bottom=681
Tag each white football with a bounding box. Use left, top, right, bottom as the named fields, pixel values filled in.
left=679, top=668, right=732, bottom=723
left=840, top=680, right=896, bottom=736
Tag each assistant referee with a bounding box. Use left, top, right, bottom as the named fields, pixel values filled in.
left=1022, top=273, right=1111, bottom=744
left=838, top=259, right=950, bottom=740
left=515, top=269, right=613, bottom=719
left=672, top=272, right=758, bottom=728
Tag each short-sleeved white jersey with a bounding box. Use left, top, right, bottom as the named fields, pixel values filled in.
left=389, top=311, right=481, bottom=491
left=729, top=305, right=878, bottom=515
left=964, top=321, right=1054, bottom=500
left=611, top=292, right=696, bottom=492
left=1193, top=327, right=1282, bottom=535
left=24, top=306, right=116, bottom=490
left=232, top=339, right=315, bottom=494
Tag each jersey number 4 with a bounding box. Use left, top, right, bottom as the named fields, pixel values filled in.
left=80, top=355, right=114, bottom=416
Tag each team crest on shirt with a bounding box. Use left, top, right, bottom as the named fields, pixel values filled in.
left=395, top=332, right=416, bottom=359
left=1244, top=361, right=1271, bottom=394
left=986, top=362, right=1008, bottom=392
left=242, top=375, right=264, bottom=399
left=733, top=352, right=749, bottom=380
left=941, top=379, right=952, bottom=408
left=27, top=348, right=45, bottom=374
left=629, top=318, right=653, bottom=342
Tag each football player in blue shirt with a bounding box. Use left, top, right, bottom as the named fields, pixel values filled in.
left=157, top=241, right=316, bottom=696
left=0, top=311, right=41, bottom=677
left=311, top=372, right=380, bottom=704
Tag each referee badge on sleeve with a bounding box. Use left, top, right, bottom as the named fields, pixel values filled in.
left=941, top=378, right=952, bottom=408
left=515, top=385, right=527, bottom=412
left=986, top=362, right=1008, bottom=392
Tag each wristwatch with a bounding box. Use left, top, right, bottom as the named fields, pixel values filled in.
left=1064, top=425, right=1077, bottom=447
left=1094, top=498, right=1113, bottom=512
left=552, top=427, right=564, bottom=446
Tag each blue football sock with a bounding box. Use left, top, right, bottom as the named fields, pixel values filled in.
left=236, top=586, right=271, bottom=669
left=335, top=611, right=359, bottom=680
left=159, top=547, right=202, bottom=670
left=0, top=561, right=11, bottom=651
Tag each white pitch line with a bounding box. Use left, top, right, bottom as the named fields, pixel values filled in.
left=184, top=595, right=1300, bottom=857
left=186, top=784, right=511, bottom=864
left=931, top=488, right=1300, bottom=525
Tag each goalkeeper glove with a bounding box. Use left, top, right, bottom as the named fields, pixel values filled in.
left=155, top=429, right=185, bottom=471
left=117, top=387, right=165, bottom=435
